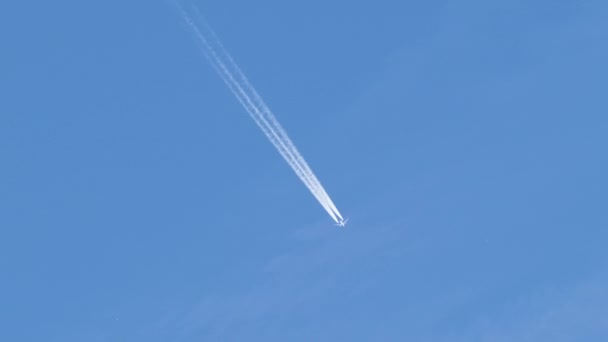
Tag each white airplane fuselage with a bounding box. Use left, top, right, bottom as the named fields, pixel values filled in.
left=335, top=218, right=348, bottom=227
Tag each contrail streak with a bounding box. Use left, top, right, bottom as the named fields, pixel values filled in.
left=199, top=19, right=345, bottom=222
left=177, top=4, right=343, bottom=223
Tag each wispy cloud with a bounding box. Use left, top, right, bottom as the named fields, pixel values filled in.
left=474, top=274, right=608, bottom=342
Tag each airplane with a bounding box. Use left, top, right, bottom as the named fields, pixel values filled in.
left=334, top=218, right=349, bottom=227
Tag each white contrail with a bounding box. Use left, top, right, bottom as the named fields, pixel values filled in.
left=182, top=8, right=344, bottom=222
left=182, top=17, right=339, bottom=223
left=198, top=20, right=345, bottom=222
left=178, top=5, right=343, bottom=223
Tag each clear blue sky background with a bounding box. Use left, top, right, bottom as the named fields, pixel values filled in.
left=2, top=0, right=607, bottom=341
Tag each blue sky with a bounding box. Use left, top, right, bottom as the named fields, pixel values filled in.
left=1, top=0, right=607, bottom=341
